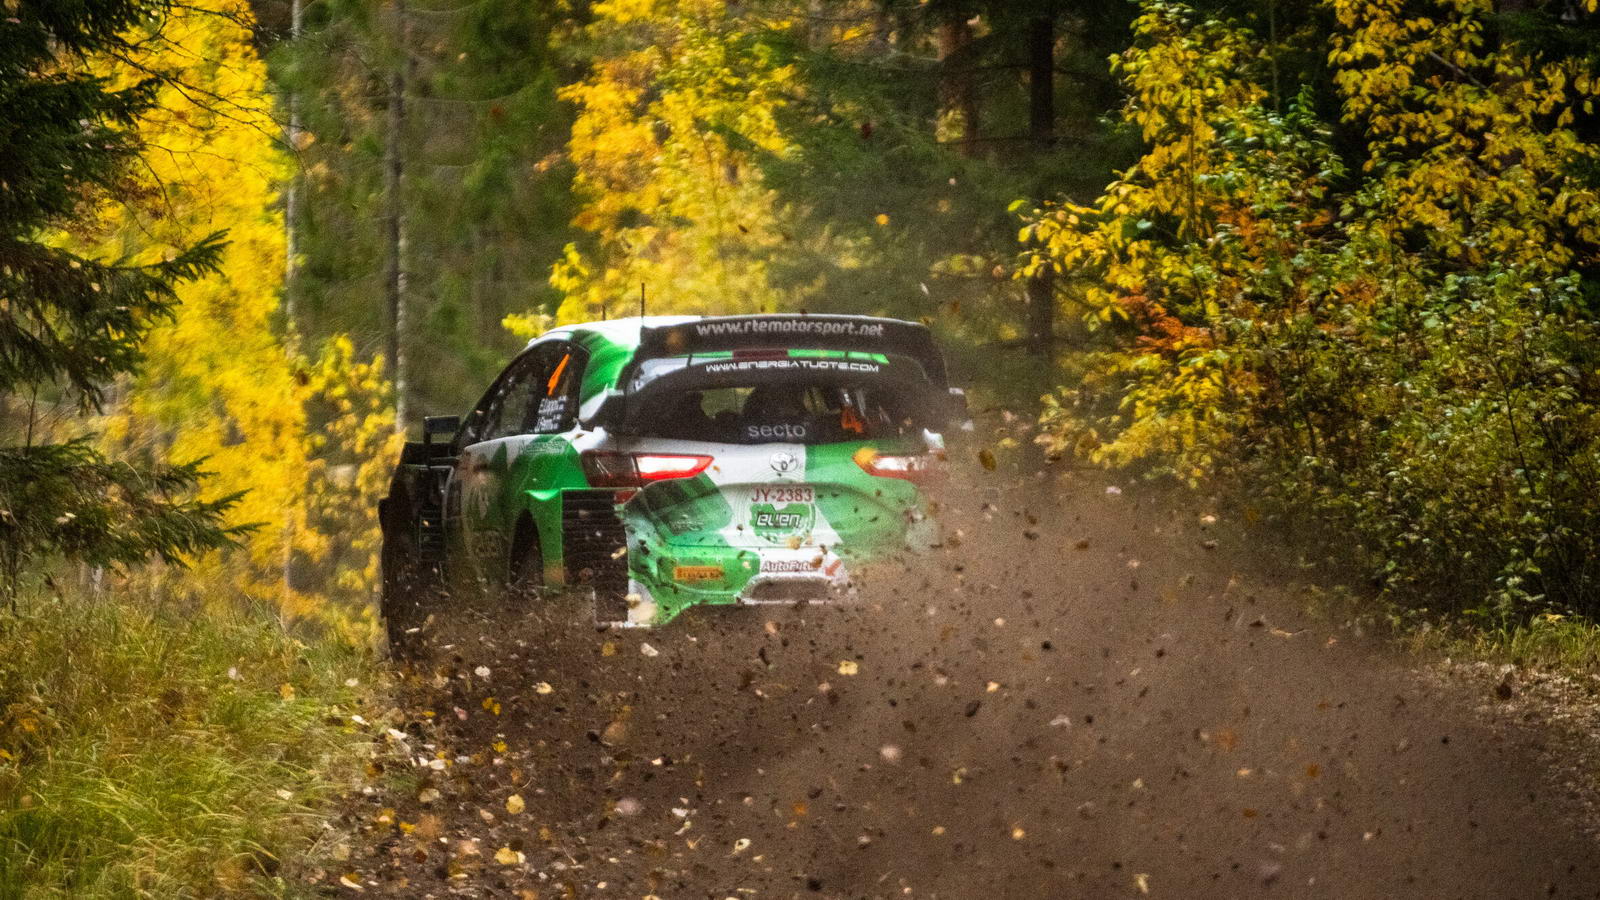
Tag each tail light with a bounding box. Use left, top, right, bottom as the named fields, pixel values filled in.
left=853, top=447, right=940, bottom=484
left=582, top=451, right=713, bottom=488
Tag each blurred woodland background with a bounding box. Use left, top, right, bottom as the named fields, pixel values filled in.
left=35, top=0, right=1599, bottom=629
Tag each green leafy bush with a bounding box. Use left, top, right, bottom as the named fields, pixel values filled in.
left=1028, top=0, right=1600, bottom=623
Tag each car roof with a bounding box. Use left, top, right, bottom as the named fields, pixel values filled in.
left=527, top=316, right=699, bottom=352
left=534, top=314, right=941, bottom=403
left=531, top=314, right=931, bottom=351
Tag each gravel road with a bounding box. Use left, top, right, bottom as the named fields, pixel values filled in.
left=316, top=479, right=1600, bottom=899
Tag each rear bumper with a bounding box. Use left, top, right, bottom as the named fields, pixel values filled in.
left=622, top=545, right=855, bottom=625
left=736, top=553, right=853, bottom=603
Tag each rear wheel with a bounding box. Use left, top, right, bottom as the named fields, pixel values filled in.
left=566, top=543, right=630, bottom=626
left=381, top=505, right=433, bottom=656
left=511, top=518, right=604, bottom=630
left=508, top=517, right=545, bottom=598
left=592, top=583, right=632, bottom=627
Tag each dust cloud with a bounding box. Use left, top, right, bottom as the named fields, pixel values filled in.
left=332, top=478, right=1600, bottom=898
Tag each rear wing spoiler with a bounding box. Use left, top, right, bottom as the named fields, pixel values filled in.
left=585, top=352, right=968, bottom=434
left=626, top=315, right=949, bottom=389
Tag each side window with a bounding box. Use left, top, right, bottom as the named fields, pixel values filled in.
left=471, top=343, right=585, bottom=442
left=531, top=343, right=584, bottom=434
left=457, top=386, right=502, bottom=448
left=481, top=353, right=545, bottom=441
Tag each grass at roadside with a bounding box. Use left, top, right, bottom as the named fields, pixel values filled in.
left=0, top=586, right=376, bottom=898
left=1401, top=615, right=1600, bottom=674
left=1239, top=520, right=1600, bottom=677
left=1113, top=478, right=1600, bottom=679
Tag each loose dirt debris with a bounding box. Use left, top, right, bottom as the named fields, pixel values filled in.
left=302, top=479, right=1600, bottom=899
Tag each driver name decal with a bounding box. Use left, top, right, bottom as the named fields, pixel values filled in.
left=751, top=502, right=815, bottom=538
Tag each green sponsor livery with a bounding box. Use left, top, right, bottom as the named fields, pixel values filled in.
left=380, top=315, right=962, bottom=634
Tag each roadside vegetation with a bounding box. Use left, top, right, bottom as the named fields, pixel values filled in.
left=1, top=1, right=381, bottom=894
left=1022, top=0, right=1600, bottom=635
left=0, top=587, right=369, bottom=898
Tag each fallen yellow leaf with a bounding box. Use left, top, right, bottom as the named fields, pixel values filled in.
left=494, top=846, right=524, bottom=866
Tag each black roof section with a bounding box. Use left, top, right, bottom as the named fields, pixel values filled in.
left=631, top=314, right=948, bottom=387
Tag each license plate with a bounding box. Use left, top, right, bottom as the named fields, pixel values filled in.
left=748, top=485, right=815, bottom=504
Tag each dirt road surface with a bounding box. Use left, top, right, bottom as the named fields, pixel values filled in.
left=316, top=479, right=1600, bottom=899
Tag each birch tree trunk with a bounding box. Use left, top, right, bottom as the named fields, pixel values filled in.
left=384, top=0, right=410, bottom=433
left=1026, top=12, right=1056, bottom=362
left=283, top=0, right=303, bottom=345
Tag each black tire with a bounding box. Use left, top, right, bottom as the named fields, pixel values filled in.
left=380, top=503, right=432, bottom=656
left=508, top=517, right=545, bottom=599
left=568, top=548, right=630, bottom=626
left=515, top=517, right=630, bottom=629
left=593, top=584, right=631, bottom=626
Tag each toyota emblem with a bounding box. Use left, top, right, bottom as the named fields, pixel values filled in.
left=769, top=451, right=798, bottom=474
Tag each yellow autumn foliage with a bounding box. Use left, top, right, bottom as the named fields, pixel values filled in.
left=1019, top=9, right=1270, bottom=473
left=1327, top=0, right=1600, bottom=272
left=1026, top=0, right=1600, bottom=477
left=551, top=1, right=803, bottom=322
left=1020, top=0, right=1600, bottom=619
left=73, top=1, right=304, bottom=603
left=64, top=0, right=398, bottom=625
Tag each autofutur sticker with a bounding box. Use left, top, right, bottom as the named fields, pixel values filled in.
left=759, top=557, right=822, bottom=573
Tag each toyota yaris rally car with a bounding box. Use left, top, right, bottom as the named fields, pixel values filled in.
left=379, top=314, right=964, bottom=643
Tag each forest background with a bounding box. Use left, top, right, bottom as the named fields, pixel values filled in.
left=4, top=0, right=1600, bottom=893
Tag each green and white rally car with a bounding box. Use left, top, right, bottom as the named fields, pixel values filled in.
left=379, top=314, right=964, bottom=642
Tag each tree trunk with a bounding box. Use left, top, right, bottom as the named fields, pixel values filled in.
left=1026, top=13, right=1055, bottom=362
left=1027, top=15, right=1054, bottom=147
left=384, top=0, right=410, bottom=433
left=937, top=10, right=977, bottom=156
left=872, top=0, right=893, bottom=53
left=281, top=0, right=306, bottom=604
left=283, top=0, right=303, bottom=346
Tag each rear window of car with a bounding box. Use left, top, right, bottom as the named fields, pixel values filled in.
left=635, top=383, right=923, bottom=445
